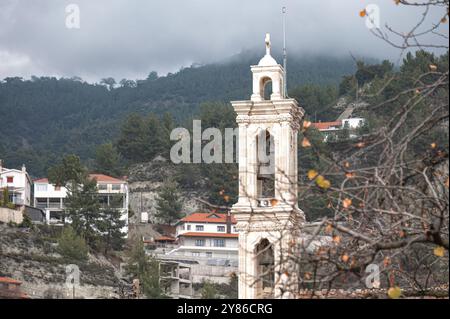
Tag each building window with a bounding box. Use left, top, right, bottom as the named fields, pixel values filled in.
left=196, top=225, right=204, bottom=231
left=195, top=239, right=205, bottom=247
left=217, top=225, right=225, bottom=232
left=112, top=184, right=121, bottom=191
left=36, top=184, right=48, bottom=192
left=6, top=176, right=13, bottom=183
left=187, top=224, right=191, bottom=231
left=192, top=252, right=200, bottom=257
left=98, top=184, right=108, bottom=190
left=233, top=226, right=237, bottom=233
left=206, top=252, right=213, bottom=258
left=213, top=239, right=225, bottom=247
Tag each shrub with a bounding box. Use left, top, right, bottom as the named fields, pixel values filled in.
left=57, top=227, right=89, bottom=262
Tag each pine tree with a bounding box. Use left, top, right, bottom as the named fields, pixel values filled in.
left=155, top=181, right=183, bottom=225
left=94, top=143, right=121, bottom=176
left=126, top=239, right=163, bottom=299
left=65, top=177, right=102, bottom=247
left=97, top=207, right=126, bottom=254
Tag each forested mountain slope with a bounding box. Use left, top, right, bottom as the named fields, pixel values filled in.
left=0, top=51, right=358, bottom=176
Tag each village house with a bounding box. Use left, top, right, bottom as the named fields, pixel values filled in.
left=164, top=212, right=238, bottom=266
left=312, top=117, right=366, bottom=141
left=0, top=277, right=29, bottom=299
left=0, top=160, right=32, bottom=206
left=33, top=173, right=129, bottom=234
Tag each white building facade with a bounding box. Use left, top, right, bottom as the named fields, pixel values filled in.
left=33, top=174, right=129, bottom=234
left=168, top=212, right=238, bottom=264
left=0, top=160, right=32, bottom=206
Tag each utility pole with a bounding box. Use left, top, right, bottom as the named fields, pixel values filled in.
left=282, top=6, right=288, bottom=98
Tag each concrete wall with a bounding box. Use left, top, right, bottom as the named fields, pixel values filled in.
left=0, top=207, right=23, bottom=224
left=191, top=265, right=238, bottom=284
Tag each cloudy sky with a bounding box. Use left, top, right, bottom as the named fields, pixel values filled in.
left=0, top=0, right=447, bottom=82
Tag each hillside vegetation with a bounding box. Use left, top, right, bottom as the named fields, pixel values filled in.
left=0, top=52, right=358, bottom=176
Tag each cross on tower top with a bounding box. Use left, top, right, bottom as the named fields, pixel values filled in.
left=265, top=33, right=271, bottom=55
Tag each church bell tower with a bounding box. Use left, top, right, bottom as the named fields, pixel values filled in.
left=231, top=34, right=305, bottom=299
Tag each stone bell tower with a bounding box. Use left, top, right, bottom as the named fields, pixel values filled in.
left=231, top=34, right=305, bottom=299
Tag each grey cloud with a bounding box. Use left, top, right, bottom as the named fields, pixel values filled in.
left=0, top=0, right=447, bottom=82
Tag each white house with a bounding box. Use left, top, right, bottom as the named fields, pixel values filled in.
left=313, top=117, right=366, bottom=141
left=34, top=178, right=67, bottom=224
left=342, top=117, right=366, bottom=130
left=0, top=160, right=32, bottom=206
left=33, top=173, right=129, bottom=234
left=168, top=212, right=238, bottom=264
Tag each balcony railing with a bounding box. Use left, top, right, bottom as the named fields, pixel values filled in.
left=35, top=202, right=64, bottom=209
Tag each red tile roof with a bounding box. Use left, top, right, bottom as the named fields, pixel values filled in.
left=0, top=277, right=22, bottom=285
left=180, top=213, right=236, bottom=224
left=89, top=174, right=125, bottom=184
left=312, top=121, right=342, bottom=131
left=180, top=232, right=238, bottom=238
left=34, top=178, right=49, bottom=183
left=154, top=236, right=176, bottom=242
left=34, top=174, right=125, bottom=184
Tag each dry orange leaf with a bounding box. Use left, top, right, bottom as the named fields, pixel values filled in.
left=303, top=120, right=312, bottom=129
left=223, top=195, right=230, bottom=202
left=359, top=9, right=366, bottom=17
left=325, top=224, right=333, bottom=234
left=333, top=235, right=341, bottom=244
left=321, top=179, right=331, bottom=189
left=316, top=175, right=331, bottom=189
left=341, top=254, right=350, bottom=263
left=345, top=172, right=355, bottom=179
left=343, top=198, right=352, bottom=209
left=356, top=142, right=365, bottom=148
left=429, top=64, right=438, bottom=71
left=388, top=286, right=402, bottom=299
left=344, top=161, right=350, bottom=168
left=270, top=199, right=279, bottom=207
left=445, top=177, right=449, bottom=189
left=431, top=142, right=437, bottom=149
left=307, top=169, right=318, bottom=180
left=441, top=17, right=448, bottom=24
left=434, top=246, right=445, bottom=257
left=301, top=137, right=312, bottom=148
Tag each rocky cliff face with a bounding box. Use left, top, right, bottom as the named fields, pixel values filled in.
left=127, top=159, right=205, bottom=224
left=0, top=224, right=122, bottom=299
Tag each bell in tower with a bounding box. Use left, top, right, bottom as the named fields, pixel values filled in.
left=231, top=34, right=306, bottom=299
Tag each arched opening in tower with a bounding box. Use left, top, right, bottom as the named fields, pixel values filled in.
left=255, top=238, right=274, bottom=298
left=260, top=77, right=273, bottom=100
left=257, top=130, right=275, bottom=199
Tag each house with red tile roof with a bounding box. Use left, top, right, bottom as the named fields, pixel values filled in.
left=312, top=117, right=366, bottom=142
left=166, top=212, right=238, bottom=265
left=0, top=277, right=29, bottom=299
left=33, top=173, right=129, bottom=235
